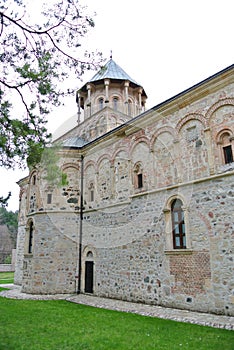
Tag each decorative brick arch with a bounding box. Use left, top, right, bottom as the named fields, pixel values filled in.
left=215, top=128, right=233, bottom=144
left=96, top=154, right=112, bottom=169
left=164, top=194, right=188, bottom=211
left=150, top=126, right=177, bottom=150
left=111, top=147, right=130, bottom=163
left=95, top=95, right=105, bottom=107
left=62, top=163, right=80, bottom=172
left=110, top=93, right=123, bottom=102
left=129, top=136, right=150, bottom=156
left=205, top=98, right=234, bottom=122
left=84, top=160, right=97, bottom=173
left=176, top=113, right=207, bottom=134
left=214, top=127, right=234, bottom=165
left=108, top=114, right=117, bottom=123
left=83, top=245, right=97, bottom=259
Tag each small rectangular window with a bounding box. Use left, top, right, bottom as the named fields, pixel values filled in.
left=47, top=193, right=52, bottom=204
left=223, top=145, right=233, bottom=164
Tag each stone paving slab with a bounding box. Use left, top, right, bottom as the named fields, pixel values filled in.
left=1, top=284, right=233, bottom=330
left=0, top=284, right=70, bottom=300
left=67, top=294, right=234, bottom=330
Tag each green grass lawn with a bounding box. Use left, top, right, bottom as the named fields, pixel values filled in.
left=0, top=271, right=14, bottom=284
left=0, top=296, right=233, bottom=350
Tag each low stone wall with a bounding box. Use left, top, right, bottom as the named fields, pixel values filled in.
left=0, top=264, right=15, bottom=272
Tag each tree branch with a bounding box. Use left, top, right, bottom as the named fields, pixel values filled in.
left=0, top=79, right=32, bottom=117
left=0, top=79, right=36, bottom=90
left=1, top=11, right=97, bottom=67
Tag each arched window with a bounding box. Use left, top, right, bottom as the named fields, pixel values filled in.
left=85, top=250, right=94, bottom=293
left=29, top=172, right=37, bottom=213
left=32, top=175, right=36, bottom=185
left=128, top=99, right=132, bottom=116
left=99, top=98, right=104, bottom=110
left=134, top=162, right=143, bottom=189
left=171, top=199, right=186, bottom=249
left=28, top=221, right=34, bottom=254
left=221, top=133, right=233, bottom=164
left=217, top=130, right=234, bottom=165
left=86, top=251, right=93, bottom=258
left=88, top=182, right=95, bottom=202
left=113, top=97, right=118, bottom=111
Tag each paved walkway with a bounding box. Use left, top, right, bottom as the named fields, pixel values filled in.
left=1, top=284, right=233, bottom=330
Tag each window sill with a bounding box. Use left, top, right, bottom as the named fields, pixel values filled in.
left=165, top=249, right=193, bottom=255
left=218, top=162, right=234, bottom=173
left=24, top=253, right=33, bottom=258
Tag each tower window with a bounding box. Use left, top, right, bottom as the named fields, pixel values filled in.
left=99, top=98, right=104, bottom=110
left=128, top=99, right=132, bottom=116
left=113, top=97, right=118, bottom=111
left=223, top=145, right=233, bottom=164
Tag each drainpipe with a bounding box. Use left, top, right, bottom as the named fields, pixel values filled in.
left=77, top=154, right=84, bottom=294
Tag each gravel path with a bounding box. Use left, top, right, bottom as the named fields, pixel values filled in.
left=1, top=284, right=233, bottom=330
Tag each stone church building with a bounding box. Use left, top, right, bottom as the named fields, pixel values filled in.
left=14, top=59, right=234, bottom=316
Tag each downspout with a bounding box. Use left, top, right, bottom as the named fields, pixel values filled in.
left=77, top=154, right=84, bottom=294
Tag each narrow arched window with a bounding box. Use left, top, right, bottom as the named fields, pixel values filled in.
left=133, top=162, right=143, bottom=189
left=171, top=199, right=186, bottom=249
left=113, top=97, right=118, bottom=111
left=89, top=182, right=94, bottom=202
left=28, top=222, right=34, bottom=254
left=99, top=98, right=104, bottom=110
left=87, top=251, right=93, bottom=258
left=32, top=175, right=36, bottom=185
left=137, top=173, right=143, bottom=188
left=217, top=131, right=234, bottom=165
left=128, top=99, right=132, bottom=116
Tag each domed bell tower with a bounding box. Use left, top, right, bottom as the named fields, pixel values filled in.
left=76, top=57, right=147, bottom=140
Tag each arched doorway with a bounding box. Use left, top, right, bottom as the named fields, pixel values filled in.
left=85, top=251, right=94, bottom=293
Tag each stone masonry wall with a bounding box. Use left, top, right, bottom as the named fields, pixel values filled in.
left=14, top=225, right=26, bottom=285
left=81, top=173, right=233, bottom=315
left=21, top=213, right=79, bottom=294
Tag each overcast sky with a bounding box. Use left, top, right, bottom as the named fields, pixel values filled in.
left=1, top=0, right=233, bottom=211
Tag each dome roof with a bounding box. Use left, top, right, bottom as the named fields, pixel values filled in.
left=79, top=58, right=147, bottom=97
left=89, top=58, right=139, bottom=84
